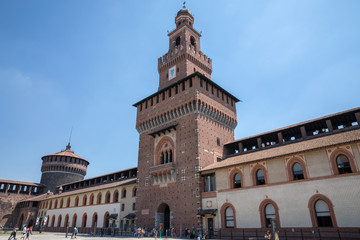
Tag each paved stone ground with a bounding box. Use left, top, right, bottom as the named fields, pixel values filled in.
left=0, top=232, right=190, bottom=240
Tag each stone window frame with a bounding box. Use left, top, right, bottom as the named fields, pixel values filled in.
left=286, top=157, right=308, bottom=181
left=308, top=194, right=337, bottom=228
left=220, top=202, right=236, bottom=229
left=329, top=149, right=357, bottom=175
left=250, top=164, right=268, bottom=186
left=154, top=136, right=176, bottom=166
left=228, top=168, right=244, bottom=189
left=259, top=199, right=281, bottom=229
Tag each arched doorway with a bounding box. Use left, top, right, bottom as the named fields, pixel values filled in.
left=157, top=203, right=171, bottom=233
left=18, top=214, right=25, bottom=228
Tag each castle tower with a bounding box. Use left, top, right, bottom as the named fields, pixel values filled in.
left=158, top=5, right=212, bottom=90
left=134, top=5, right=240, bottom=232
left=40, top=143, right=89, bottom=193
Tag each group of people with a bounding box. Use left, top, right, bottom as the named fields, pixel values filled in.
left=185, top=227, right=205, bottom=239
left=8, top=225, right=33, bottom=240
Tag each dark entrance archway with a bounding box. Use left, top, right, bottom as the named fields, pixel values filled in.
left=157, top=203, right=171, bottom=233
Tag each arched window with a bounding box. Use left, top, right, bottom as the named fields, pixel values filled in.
left=104, top=212, right=110, bottom=228
left=175, top=36, right=181, bottom=46
left=105, top=191, right=111, bottom=203
left=259, top=199, right=280, bottom=229
left=336, top=154, right=352, bottom=174
left=233, top=173, right=241, bottom=188
left=169, top=150, right=173, bottom=163
left=54, top=200, right=58, bottom=209
left=92, top=213, right=98, bottom=228
left=132, top=187, right=137, bottom=197
left=256, top=169, right=265, bottom=185
left=89, top=194, right=94, bottom=205
left=265, top=204, right=276, bottom=228
left=225, top=207, right=234, bottom=228
left=66, top=197, right=70, bottom=208
left=74, top=196, right=79, bottom=207
left=72, top=214, right=77, bottom=227
left=190, top=36, right=196, bottom=46
left=292, top=163, right=304, bottom=180
left=51, top=215, right=56, bottom=227
left=122, top=188, right=127, bottom=198
left=82, top=213, right=87, bottom=228
left=315, top=200, right=333, bottom=227
left=97, top=193, right=102, bottom=204
left=64, top=214, right=69, bottom=227
left=82, top=195, right=87, bottom=206
left=49, top=200, right=53, bottom=209
left=60, top=199, right=64, bottom=208
left=155, top=137, right=175, bottom=165
left=113, top=190, right=119, bottom=203
left=161, top=153, right=164, bottom=164
left=57, top=215, right=62, bottom=227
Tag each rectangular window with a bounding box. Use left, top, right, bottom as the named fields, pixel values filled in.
left=121, top=204, right=125, bottom=211
left=132, top=203, right=136, bottom=210
left=175, top=85, right=178, bottom=94
left=203, top=174, right=215, bottom=192
left=169, top=88, right=171, bottom=97
left=189, top=78, right=192, bottom=87
left=156, top=95, right=159, bottom=103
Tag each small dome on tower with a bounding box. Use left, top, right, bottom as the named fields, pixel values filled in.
left=177, top=7, right=192, bottom=16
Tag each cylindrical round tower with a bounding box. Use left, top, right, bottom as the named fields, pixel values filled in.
left=40, top=143, right=89, bottom=193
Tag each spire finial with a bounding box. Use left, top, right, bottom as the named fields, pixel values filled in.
left=183, top=1, right=186, bottom=8
left=66, top=127, right=73, bottom=150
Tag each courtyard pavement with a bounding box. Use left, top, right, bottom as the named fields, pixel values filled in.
left=0, top=232, right=195, bottom=240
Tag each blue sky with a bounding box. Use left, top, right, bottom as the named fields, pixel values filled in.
left=0, top=0, right=359, bottom=183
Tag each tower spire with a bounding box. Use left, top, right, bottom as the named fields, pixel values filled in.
left=66, top=127, right=73, bottom=150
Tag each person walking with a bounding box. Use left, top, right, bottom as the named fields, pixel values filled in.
left=20, top=226, right=26, bottom=240
left=8, top=227, right=17, bottom=240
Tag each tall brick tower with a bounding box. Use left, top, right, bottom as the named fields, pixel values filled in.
left=134, top=4, right=239, bottom=233
left=40, top=143, right=89, bottom=193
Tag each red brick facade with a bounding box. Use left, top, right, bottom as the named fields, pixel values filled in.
left=134, top=7, right=239, bottom=232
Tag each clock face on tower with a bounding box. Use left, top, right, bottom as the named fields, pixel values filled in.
left=168, top=65, right=176, bottom=80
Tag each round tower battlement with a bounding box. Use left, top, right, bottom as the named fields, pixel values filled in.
left=40, top=143, right=89, bottom=193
